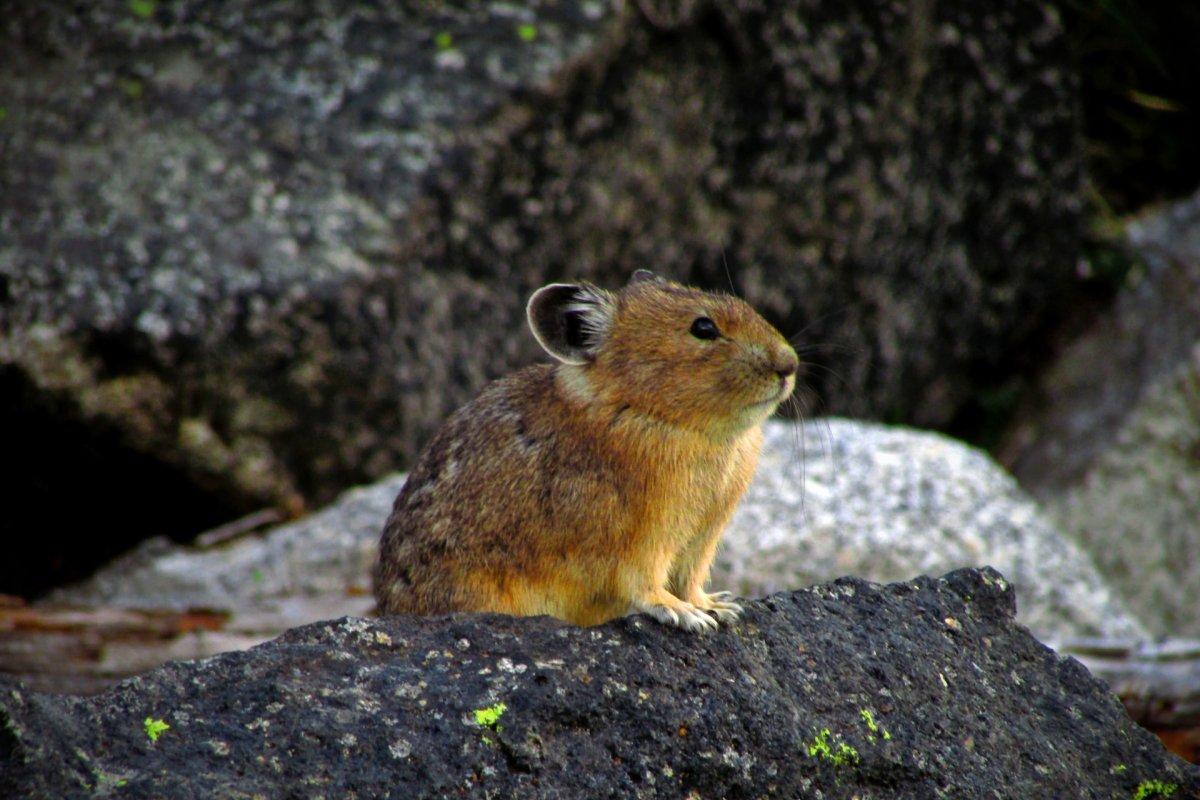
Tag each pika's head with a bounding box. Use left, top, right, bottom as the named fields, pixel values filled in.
left=527, top=271, right=799, bottom=434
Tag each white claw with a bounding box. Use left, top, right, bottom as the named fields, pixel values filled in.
left=638, top=602, right=678, bottom=628
left=697, top=590, right=743, bottom=625
left=636, top=599, right=716, bottom=634
left=678, top=606, right=719, bottom=633
left=709, top=601, right=743, bottom=623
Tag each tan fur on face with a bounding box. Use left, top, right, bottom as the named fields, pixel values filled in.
left=374, top=277, right=798, bottom=629
left=591, top=281, right=797, bottom=437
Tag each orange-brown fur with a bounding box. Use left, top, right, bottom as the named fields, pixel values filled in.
left=374, top=275, right=798, bottom=631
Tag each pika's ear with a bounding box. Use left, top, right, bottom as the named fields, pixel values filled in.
left=527, top=283, right=616, bottom=365
left=628, top=269, right=663, bottom=285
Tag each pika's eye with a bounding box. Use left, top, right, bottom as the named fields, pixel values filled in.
left=690, top=316, right=720, bottom=340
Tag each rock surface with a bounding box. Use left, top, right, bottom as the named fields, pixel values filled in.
left=1, top=0, right=1082, bottom=589
left=50, top=420, right=1145, bottom=647
left=1001, top=189, right=1200, bottom=637
left=2, top=568, right=1194, bottom=799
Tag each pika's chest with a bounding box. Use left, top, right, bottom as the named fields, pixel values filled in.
left=642, top=431, right=762, bottom=539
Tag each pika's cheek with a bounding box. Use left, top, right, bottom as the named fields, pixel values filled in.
left=717, top=360, right=764, bottom=401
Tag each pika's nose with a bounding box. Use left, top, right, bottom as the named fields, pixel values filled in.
left=774, top=350, right=799, bottom=379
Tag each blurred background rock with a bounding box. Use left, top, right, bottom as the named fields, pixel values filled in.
left=1, top=0, right=1083, bottom=592
left=0, top=0, right=1197, bottom=754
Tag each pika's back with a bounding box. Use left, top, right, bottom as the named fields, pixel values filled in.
left=374, top=362, right=623, bottom=614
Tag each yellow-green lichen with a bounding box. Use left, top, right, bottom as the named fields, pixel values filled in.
left=473, top=702, right=507, bottom=730
left=805, top=728, right=859, bottom=767
left=859, top=708, right=891, bottom=741
left=95, top=771, right=128, bottom=789
left=128, top=0, right=156, bottom=18
left=143, top=717, right=170, bottom=743
left=1132, top=780, right=1177, bottom=799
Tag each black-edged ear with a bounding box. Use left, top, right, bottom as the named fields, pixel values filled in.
left=628, top=269, right=664, bottom=286
left=526, top=283, right=616, bottom=365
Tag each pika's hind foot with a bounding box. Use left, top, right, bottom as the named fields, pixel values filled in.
left=633, top=592, right=718, bottom=633
left=692, top=590, right=743, bottom=624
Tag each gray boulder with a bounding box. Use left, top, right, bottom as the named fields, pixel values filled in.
left=3, top=568, right=1195, bottom=799
left=716, top=419, right=1148, bottom=643
left=1, top=0, right=1081, bottom=578
left=1002, top=189, right=1200, bottom=637
left=1044, top=356, right=1200, bottom=638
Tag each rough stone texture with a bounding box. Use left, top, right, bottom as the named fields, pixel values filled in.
left=714, top=419, right=1146, bottom=644
left=52, top=420, right=1144, bottom=648
left=3, top=568, right=1195, bottom=799
left=0, top=0, right=627, bottom=523
left=0, top=0, right=1082, bottom=547
left=1000, top=189, right=1200, bottom=637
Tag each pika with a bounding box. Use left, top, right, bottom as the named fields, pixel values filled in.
left=374, top=271, right=798, bottom=632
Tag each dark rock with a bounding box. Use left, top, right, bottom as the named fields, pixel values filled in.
left=2, top=568, right=1194, bottom=798
left=0, top=1, right=1081, bottom=581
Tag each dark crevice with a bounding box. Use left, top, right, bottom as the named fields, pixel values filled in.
left=0, top=367, right=248, bottom=599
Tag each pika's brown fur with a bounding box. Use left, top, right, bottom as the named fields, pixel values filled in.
left=373, top=271, right=799, bottom=632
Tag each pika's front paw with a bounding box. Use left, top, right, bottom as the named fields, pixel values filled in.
left=692, top=590, right=744, bottom=624
left=633, top=594, right=718, bottom=634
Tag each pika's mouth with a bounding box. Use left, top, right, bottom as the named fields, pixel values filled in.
left=750, top=378, right=794, bottom=409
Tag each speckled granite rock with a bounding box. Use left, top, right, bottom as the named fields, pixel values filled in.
left=1001, top=189, right=1200, bottom=637
left=715, top=419, right=1147, bottom=643
left=3, top=568, right=1194, bottom=799
left=52, top=420, right=1142, bottom=648
left=1, top=0, right=1081, bottom=585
